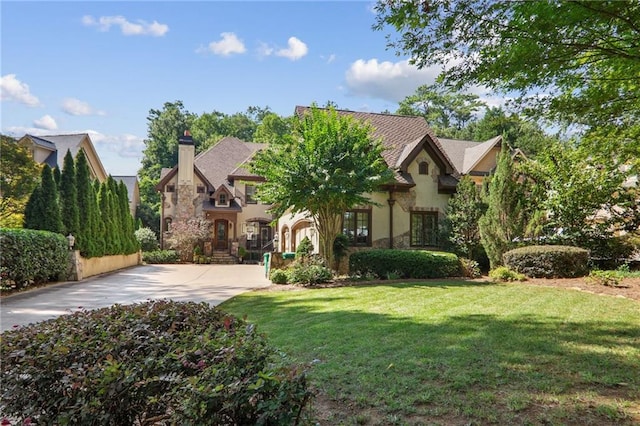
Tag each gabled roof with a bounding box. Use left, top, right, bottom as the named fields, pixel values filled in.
left=439, top=135, right=502, bottom=175
left=294, top=106, right=457, bottom=186
left=195, top=137, right=265, bottom=189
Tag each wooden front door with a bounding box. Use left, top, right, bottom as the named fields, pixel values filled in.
left=214, top=219, right=228, bottom=250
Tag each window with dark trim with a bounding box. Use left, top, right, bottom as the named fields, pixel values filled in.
left=410, top=211, right=438, bottom=247
left=197, top=185, right=205, bottom=194
left=342, top=209, right=371, bottom=246
left=219, top=194, right=227, bottom=205
left=166, top=184, right=175, bottom=193
left=418, top=161, right=429, bottom=175
left=245, top=184, right=257, bottom=204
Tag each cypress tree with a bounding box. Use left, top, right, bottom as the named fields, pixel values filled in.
left=98, top=181, right=114, bottom=255
left=92, top=180, right=105, bottom=257
left=118, top=180, right=137, bottom=253
left=23, top=185, right=44, bottom=229
left=478, top=143, right=527, bottom=268
left=52, top=166, right=61, bottom=188
left=59, top=150, right=79, bottom=236
left=75, top=151, right=94, bottom=257
left=32, top=164, right=63, bottom=233
left=107, top=177, right=123, bottom=254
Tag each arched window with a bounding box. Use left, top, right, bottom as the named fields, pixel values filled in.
left=164, top=217, right=172, bottom=233
left=418, top=161, right=429, bottom=175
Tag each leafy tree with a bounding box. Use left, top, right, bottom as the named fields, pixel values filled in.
left=135, top=227, right=159, bottom=252
left=396, top=83, right=485, bottom=135
left=59, top=150, right=79, bottom=236
left=253, top=113, right=294, bottom=144
left=165, top=217, right=212, bottom=261
left=374, top=0, right=640, bottom=141
left=441, top=175, right=486, bottom=261
left=24, top=165, right=63, bottom=234
left=0, top=135, right=40, bottom=227
left=478, top=145, right=528, bottom=269
left=250, top=105, right=393, bottom=266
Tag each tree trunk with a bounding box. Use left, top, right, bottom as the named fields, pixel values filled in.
left=315, top=206, right=342, bottom=270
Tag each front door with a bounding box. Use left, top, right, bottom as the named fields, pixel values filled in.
left=214, top=219, right=228, bottom=250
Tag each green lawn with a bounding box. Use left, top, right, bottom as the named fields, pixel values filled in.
left=220, top=280, right=640, bottom=425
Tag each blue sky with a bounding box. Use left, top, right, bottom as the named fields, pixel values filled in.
left=1, top=1, right=499, bottom=176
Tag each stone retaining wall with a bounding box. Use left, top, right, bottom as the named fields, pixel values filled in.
left=71, top=251, right=141, bottom=280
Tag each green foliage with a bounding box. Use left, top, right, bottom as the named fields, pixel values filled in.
left=503, top=245, right=590, bottom=279
left=286, top=258, right=333, bottom=286
left=75, top=150, right=96, bottom=257
left=488, top=267, right=526, bottom=282
left=134, top=227, right=159, bottom=252
left=269, top=268, right=289, bottom=285
left=250, top=105, right=394, bottom=264
left=59, top=150, right=79, bottom=236
left=442, top=175, right=486, bottom=261
left=0, top=135, right=40, bottom=228
left=295, top=236, right=314, bottom=259
left=333, top=233, right=350, bottom=263
left=165, top=218, right=212, bottom=261
left=0, top=300, right=311, bottom=425
left=253, top=112, right=294, bottom=143
left=349, top=249, right=460, bottom=280
left=142, top=250, right=180, bottom=264
left=0, top=228, right=70, bottom=289
left=479, top=144, right=529, bottom=268
left=459, top=257, right=482, bottom=279
left=24, top=164, right=63, bottom=234
left=588, top=270, right=623, bottom=288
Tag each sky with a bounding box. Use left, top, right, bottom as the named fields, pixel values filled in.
left=1, top=1, right=499, bottom=176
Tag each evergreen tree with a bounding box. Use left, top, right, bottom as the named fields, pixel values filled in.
left=59, top=150, right=79, bottom=236
left=52, top=166, right=61, bottom=188
left=92, top=180, right=105, bottom=257
left=118, top=180, right=138, bottom=253
left=107, top=177, right=123, bottom=254
left=23, top=185, right=44, bottom=230
left=98, top=181, right=115, bottom=255
left=75, top=151, right=95, bottom=257
left=24, top=165, right=63, bottom=233
left=478, top=144, right=527, bottom=269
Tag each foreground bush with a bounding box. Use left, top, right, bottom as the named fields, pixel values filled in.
left=142, top=249, right=180, bottom=264
left=489, top=266, right=526, bottom=282
left=349, top=249, right=460, bottom=279
left=134, top=226, right=159, bottom=252
left=503, top=245, right=589, bottom=278
left=0, top=228, right=70, bottom=289
left=269, top=258, right=333, bottom=286
left=0, top=300, right=311, bottom=425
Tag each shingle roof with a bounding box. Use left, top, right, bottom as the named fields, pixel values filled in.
left=439, top=136, right=502, bottom=175
left=194, top=137, right=265, bottom=190
left=294, top=106, right=456, bottom=184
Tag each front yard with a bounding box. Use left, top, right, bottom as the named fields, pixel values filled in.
left=221, top=278, right=640, bottom=425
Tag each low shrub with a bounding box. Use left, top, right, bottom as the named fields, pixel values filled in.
left=503, top=245, right=589, bottom=278
left=489, top=266, right=526, bottom=282
left=286, top=258, right=333, bottom=286
left=134, top=227, right=159, bottom=252
left=459, top=257, right=482, bottom=278
left=0, top=300, right=311, bottom=425
left=0, top=228, right=70, bottom=289
left=349, top=249, right=460, bottom=280
left=142, top=250, right=180, bottom=264
left=588, top=269, right=623, bottom=287
left=270, top=268, right=289, bottom=284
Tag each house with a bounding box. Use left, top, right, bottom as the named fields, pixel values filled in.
left=18, top=133, right=108, bottom=182
left=276, top=107, right=504, bottom=253
left=155, top=132, right=273, bottom=259
left=113, top=176, right=140, bottom=217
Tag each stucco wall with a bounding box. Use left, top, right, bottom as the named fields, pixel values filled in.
left=75, top=251, right=141, bottom=280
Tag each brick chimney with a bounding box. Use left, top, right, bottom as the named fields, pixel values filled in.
left=176, top=130, right=195, bottom=220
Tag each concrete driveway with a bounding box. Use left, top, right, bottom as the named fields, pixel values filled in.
left=1, top=264, right=270, bottom=333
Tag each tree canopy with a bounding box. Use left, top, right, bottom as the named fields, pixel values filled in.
left=250, top=106, right=393, bottom=264
left=374, top=0, right=640, bottom=141
left=0, top=135, right=41, bottom=227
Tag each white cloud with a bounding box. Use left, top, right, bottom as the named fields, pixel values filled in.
left=33, top=115, right=58, bottom=130
left=88, top=131, right=144, bottom=159
left=344, top=58, right=441, bottom=103
left=256, top=42, right=274, bottom=58
left=197, top=32, right=246, bottom=56
left=322, top=53, right=337, bottom=64
left=0, top=74, right=41, bottom=107
left=275, top=37, right=308, bottom=61
left=82, top=15, right=169, bottom=37
left=61, top=98, right=105, bottom=116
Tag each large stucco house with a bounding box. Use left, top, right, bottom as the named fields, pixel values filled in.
left=158, top=108, right=503, bottom=261
left=276, top=107, right=503, bottom=253
left=156, top=133, right=274, bottom=261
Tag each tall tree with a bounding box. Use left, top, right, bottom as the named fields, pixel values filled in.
left=24, top=165, right=63, bottom=234
left=75, top=150, right=96, bottom=257
left=0, top=135, right=40, bottom=227
left=253, top=113, right=293, bottom=144
left=59, top=150, right=79, bottom=236
left=250, top=105, right=393, bottom=265
left=374, top=0, right=640, bottom=141
left=478, top=144, right=528, bottom=269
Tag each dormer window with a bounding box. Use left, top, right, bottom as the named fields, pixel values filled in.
left=166, top=184, right=175, bottom=193
left=246, top=185, right=257, bottom=204
left=219, top=194, right=227, bottom=205
left=419, top=161, right=429, bottom=175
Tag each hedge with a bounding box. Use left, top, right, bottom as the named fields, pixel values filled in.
left=0, top=300, right=311, bottom=425
left=349, top=249, right=461, bottom=279
left=142, top=250, right=180, bottom=264
left=502, top=245, right=590, bottom=278
left=0, top=228, right=70, bottom=289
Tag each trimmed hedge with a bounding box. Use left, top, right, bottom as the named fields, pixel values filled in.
left=0, top=228, right=70, bottom=289
left=0, top=300, right=311, bottom=425
left=349, top=249, right=461, bottom=279
left=502, top=245, right=590, bottom=278
left=142, top=249, right=180, bottom=264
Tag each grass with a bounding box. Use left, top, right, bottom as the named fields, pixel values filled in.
left=220, top=280, right=640, bottom=425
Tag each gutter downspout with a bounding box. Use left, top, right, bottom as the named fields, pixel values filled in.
left=388, top=189, right=395, bottom=249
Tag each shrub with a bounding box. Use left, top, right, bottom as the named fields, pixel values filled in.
left=270, top=268, right=289, bottom=284
left=489, top=266, right=526, bottom=282
left=142, top=250, right=180, bottom=264
left=459, top=257, right=482, bottom=278
left=503, top=245, right=589, bottom=278
left=587, top=269, right=623, bottom=287
left=0, top=300, right=311, bottom=425
left=295, top=236, right=314, bottom=259
left=349, top=249, right=460, bottom=280
left=134, top=227, right=159, bottom=252
left=0, top=228, right=70, bottom=289
left=287, top=258, right=333, bottom=286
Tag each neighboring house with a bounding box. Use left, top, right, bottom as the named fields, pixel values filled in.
left=276, top=107, right=504, bottom=253
left=156, top=133, right=273, bottom=259
left=113, top=176, right=141, bottom=218
left=18, top=133, right=108, bottom=182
